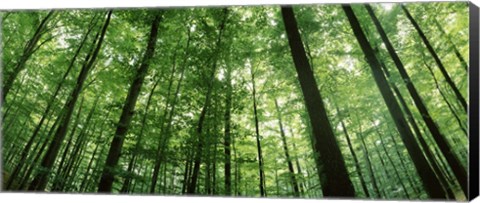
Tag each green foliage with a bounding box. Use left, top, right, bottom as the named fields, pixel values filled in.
left=1, top=2, right=469, bottom=201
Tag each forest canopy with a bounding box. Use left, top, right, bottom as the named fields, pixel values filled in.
left=1, top=2, right=469, bottom=201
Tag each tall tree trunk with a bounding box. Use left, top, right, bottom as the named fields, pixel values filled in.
left=232, top=129, right=240, bottom=196
left=401, top=5, right=467, bottom=112
left=186, top=8, right=228, bottom=194
left=80, top=106, right=112, bottom=192
left=50, top=97, right=85, bottom=191
left=377, top=130, right=410, bottom=198
left=289, top=128, right=306, bottom=197
left=343, top=5, right=446, bottom=199
left=335, top=106, right=370, bottom=198
left=386, top=127, right=422, bottom=197
left=181, top=144, right=193, bottom=194
left=27, top=11, right=112, bottom=191
left=98, top=12, right=162, bottom=192
left=223, top=64, right=233, bottom=196
left=433, top=18, right=468, bottom=72
left=120, top=78, right=160, bottom=193
left=378, top=59, right=456, bottom=198
left=3, top=10, right=56, bottom=100
left=150, top=58, right=177, bottom=193
left=80, top=135, right=101, bottom=191
left=358, top=127, right=381, bottom=198
left=250, top=65, right=267, bottom=197
left=2, top=73, right=28, bottom=121
left=370, top=141, right=389, bottom=198
left=367, top=5, right=467, bottom=196
left=17, top=110, right=63, bottom=190
left=423, top=60, right=467, bottom=136
left=58, top=98, right=98, bottom=192
left=5, top=16, right=97, bottom=190
left=7, top=16, right=100, bottom=188
left=150, top=27, right=191, bottom=193
left=281, top=6, right=355, bottom=197
left=274, top=98, right=300, bottom=197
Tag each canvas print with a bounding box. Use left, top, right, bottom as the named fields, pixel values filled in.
left=0, top=1, right=477, bottom=201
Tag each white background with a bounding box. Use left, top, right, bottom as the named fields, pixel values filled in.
left=0, top=0, right=479, bottom=203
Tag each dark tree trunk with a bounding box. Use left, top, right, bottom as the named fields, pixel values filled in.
left=27, top=11, right=111, bottom=191
left=186, top=69, right=214, bottom=195
left=50, top=97, right=85, bottom=191
left=371, top=141, right=389, bottom=198
left=98, top=12, right=162, bottom=192
left=274, top=98, right=300, bottom=197
left=186, top=9, right=228, bottom=194
left=367, top=5, right=467, bottom=196
left=181, top=145, right=193, bottom=194
left=343, top=5, right=446, bottom=199
left=433, top=18, right=468, bottom=72
left=150, top=62, right=177, bottom=193
left=358, top=128, right=381, bottom=197
left=80, top=135, right=100, bottom=191
left=386, top=127, right=422, bottom=196
left=17, top=110, right=62, bottom=190
left=336, top=106, right=370, bottom=198
left=58, top=98, right=98, bottom=192
left=378, top=60, right=456, bottom=198
left=289, top=128, right=306, bottom=197
left=150, top=27, right=191, bottom=193
left=80, top=106, right=112, bottom=192
left=6, top=17, right=96, bottom=189
left=2, top=73, right=28, bottom=121
left=120, top=78, right=160, bottom=193
left=423, top=60, right=467, bottom=136
left=378, top=130, right=410, bottom=198
left=281, top=6, right=355, bottom=197
left=250, top=66, right=267, bottom=197
left=223, top=64, right=233, bottom=196
left=3, top=10, right=56, bottom=100
left=401, top=5, right=467, bottom=112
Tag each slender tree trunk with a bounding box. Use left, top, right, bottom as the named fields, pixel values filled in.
left=387, top=129, right=422, bottom=197
left=232, top=130, right=240, bottom=196
left=401, top=5, right=467, bottom=112
left=121, top=78, right=160, bottom=193
left=433, top=18, right=468, bottom=72
left=250, top=66, right=267, bottom=197
left=5, top=18, right=96, bottom=189
left=80, top=136, right=100, bottom=191
left=378, top=60, right=456, bottom=198
left=150, top=28, right=192, bottom=193
left=336, top=106, right=370, bottom=198
left=186, top=9, right=228, bottom=194
left=59, top=99, right=98, bottom=192
left=289, top=128, right=306, bottom=197
left=181, top=145, right=193, bottom=194
left=423, top=60, right=467, bottom=136
left=27, top=11, right=111, bottom=191
left=371, top=142, right=389, bottom=198
left=50, top=97, right=85, bottom=191
left=98, top=12, right=162, bottom=192
left=274, top=98, right=300, bottom=197
left=223, top=64, right=233, bottom=196
left=17, top=110, right=62, bottom=190
left=3, top=10, right=56, bottom=100
left=367, top=5, right=467, bottom=196
left=281, top=6, right=355, bottom=197
left=2, top=73, right=28, bottom=121
left=358, top=129, right=381, bottom=198
left=343, top=5, right=446, bottom=199
left=375, top=128, right=410, bottom=199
